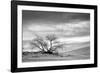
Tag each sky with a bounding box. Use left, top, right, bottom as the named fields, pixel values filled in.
left=22, top=10, right=90, bottom=43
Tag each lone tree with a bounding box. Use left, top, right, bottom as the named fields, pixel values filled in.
left=31, top=34, right=65, bottom=54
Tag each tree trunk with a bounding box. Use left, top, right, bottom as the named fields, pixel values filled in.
left=41, top=50, right=53, bottom=54
left=49, top=41, right=52, bottom=50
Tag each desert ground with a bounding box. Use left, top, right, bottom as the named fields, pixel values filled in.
left=22, top=47, right=90, bottom=62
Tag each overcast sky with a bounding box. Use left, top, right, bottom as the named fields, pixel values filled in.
left=22, top=10, right=90, bottom=42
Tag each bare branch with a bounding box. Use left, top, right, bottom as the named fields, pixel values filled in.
left=31, top=42, right=43, bottom=51
left=46, top=34, right=57, bottom=50
left=51, top=43, right=66, bottom=51
left=46, top=34, right=57, bottom=41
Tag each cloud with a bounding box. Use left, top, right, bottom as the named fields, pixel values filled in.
left=22, top=10, right=90, bottom=41
left=28, top=25, right=55, bottom=31
left=22, top=10, right=90, bottom=26
left=54, top=21, right=90, bottom=31
left=57, top=36, right=90, bottom=43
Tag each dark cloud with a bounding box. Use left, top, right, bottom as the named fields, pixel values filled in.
left=22, top=10, right=90, bottom=26
left=22, top=10, right=90, bottom=40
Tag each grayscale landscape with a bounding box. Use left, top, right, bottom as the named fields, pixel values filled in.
left=22, top=10, right=90, bottom=62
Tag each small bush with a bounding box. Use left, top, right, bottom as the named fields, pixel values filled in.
left=22, top=52, right=30, bottom=55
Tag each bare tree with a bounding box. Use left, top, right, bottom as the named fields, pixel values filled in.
left=31, top=34, right=65, bottom=54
